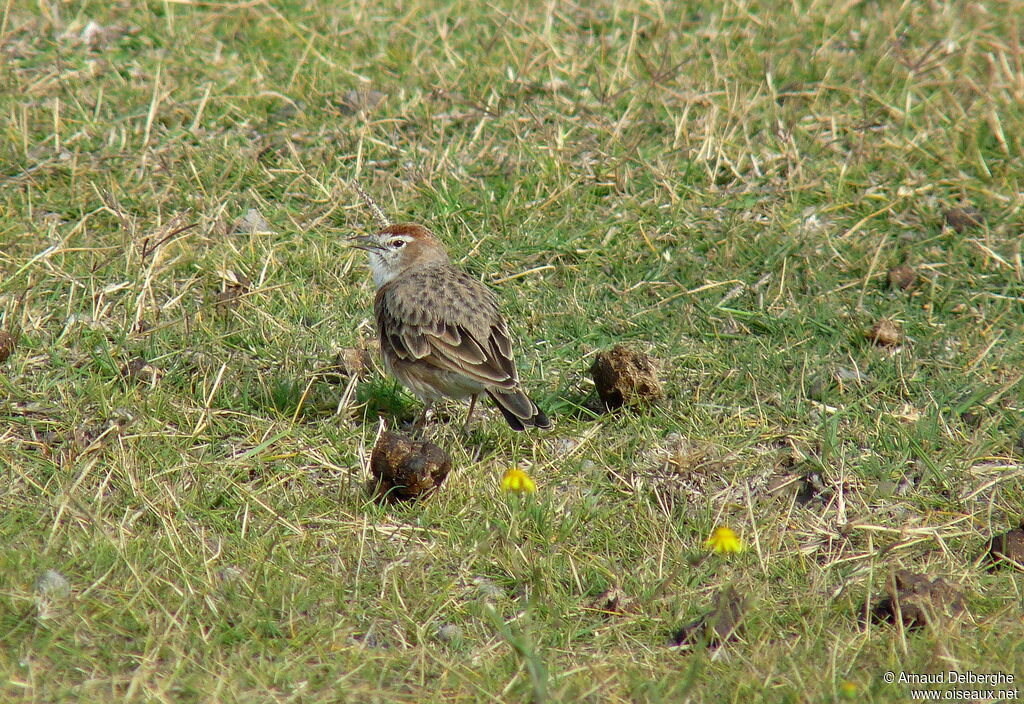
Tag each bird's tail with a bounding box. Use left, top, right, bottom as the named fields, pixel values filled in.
left=487, top=388, right=552, bottom=431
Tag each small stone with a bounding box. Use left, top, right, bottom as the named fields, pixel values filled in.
left=336, top=89, right=388, bottom=115
left=866, top=319, right=902, bottom=347
left=73, top=19, right=137, bottom=49
left=217, top=566, right=247, bottom=585
left=35, top=570, right=71, bottom=599
left=435, top=623, right=463, bottom=643
left=809, top=367, right=873, bottom=400
left=80, top=20, right=105, bottom=46
left=370, top=431, right=451, bottom=502
left=111, top=407, right=135, bottom=424
left=887, top=265, right=917, bottom=290
left=590, top=345, right=663, bottom=410
left=233, top=209, right=272, bottom=234
left=473, top=577, right=504, bottom=601
left=551, top=437, right=580, bottom=456
left=944, top=207, right=984, bottom=233
left=34, top=569, right=71, bottom=621
left=835, top=367, right=872, bottom=385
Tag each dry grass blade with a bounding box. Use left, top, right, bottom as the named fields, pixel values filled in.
left=353, top=181, right=390, bottom=228
left=1, top=0, right=1023, bottom=701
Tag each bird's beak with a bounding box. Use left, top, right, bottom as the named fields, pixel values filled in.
left=348, top=234, right=379, bottom=252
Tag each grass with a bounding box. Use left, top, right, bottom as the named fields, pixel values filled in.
left=2, top=0, right=1023, bottom=701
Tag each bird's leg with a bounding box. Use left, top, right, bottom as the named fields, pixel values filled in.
left=414, top=401, right=434, bottom=432
left=463, top=394, right=479, bottom=432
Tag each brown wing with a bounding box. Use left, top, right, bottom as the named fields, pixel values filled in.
left=375, top=266, right=519, bottom=390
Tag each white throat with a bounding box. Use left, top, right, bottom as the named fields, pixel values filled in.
left=369, top=254, right=399, bottom=288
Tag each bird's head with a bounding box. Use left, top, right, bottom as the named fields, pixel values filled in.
left=349, top=223, right=449, bottom=287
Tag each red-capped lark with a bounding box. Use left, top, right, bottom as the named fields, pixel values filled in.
left=350, top=222, right=551, bottom=431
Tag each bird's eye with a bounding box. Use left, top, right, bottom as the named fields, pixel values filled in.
left=390, top=239, right=406, bottom=248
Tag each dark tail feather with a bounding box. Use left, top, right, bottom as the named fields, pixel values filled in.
left=487, top=389, right=552, bottom=431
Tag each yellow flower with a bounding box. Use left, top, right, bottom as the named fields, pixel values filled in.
left=705, top=526, right=743, bottom=554
left=501, top=468, right=537, bottom=493
left=840, top=681, right=858, bottom=699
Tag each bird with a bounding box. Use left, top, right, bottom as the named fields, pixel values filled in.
left=349, top=222, right=551, bottom=431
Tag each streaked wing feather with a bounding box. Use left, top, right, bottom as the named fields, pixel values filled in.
left=400, top=328, right=431, bottom=358
left=432, top=331, right=487, bottom=366
left=491, top=323, right=513, bottom=360
left=375, top=268, right=519, bottom=388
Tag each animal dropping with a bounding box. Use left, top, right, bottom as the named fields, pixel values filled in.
left=0, top=331, right=16, bottom=363
left=944, top=206, right=984, bottom=233
left=979, top=522, right=1024, bottom=571
left=869, top=570, right=966, bottom=630
left=370, top=431, right=451, bottom=502
left=672, top=586, right=747, bottom=648
left=866, top=319, right=902, bottom=347
left=328, top=347, right=371, bottom=381
left=590, top=345, right=663, bottom=410
left=887, top=265, right=917, bottom=290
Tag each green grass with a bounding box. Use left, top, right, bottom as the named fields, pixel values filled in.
left=2, top=0, right=1023, bottom=701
